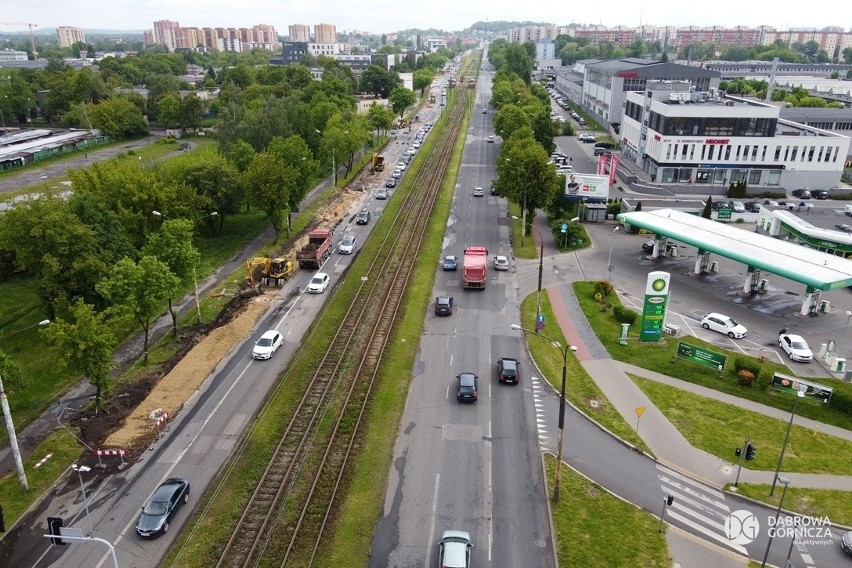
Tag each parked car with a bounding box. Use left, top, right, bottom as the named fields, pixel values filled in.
left=376, top=188, right=389, bottom=199
left=494, top=255, right=509, bottom=271
left=307, top=272, right=330, bottom=294
left=135, top=478, right=190, bottom=538
left=841, top=530, right=852, bottom=556
left=732, top=201, right=746, bottom=213
left=700, top=313, right=748, bottom=339
left=442, top=255, right=459, bottom=271
left=744, top=201, right=761, bottom=213
left=355, top=209, right=371, bottom=225
left=497, top=357, right=520, bottom=384
left=814, top=190, right=829, bottom=200
left=792, top=189, right=811, bottom=198
left=764, top=200, right=780, bottom=207
left=779, top=333, right=813, bottom=362
left=642, top=239, right=677, bottom=254
left=252, top=330, right=284, bottom=360
left=438, top=530, right=472, bottom=568
left=473, top=186, right=484, bottom=197
left=578, top=134, right=596, bottom=143
left=593, top=147, right=609, bottom=156
left=435, top=296, right=454, bottom=316
left=338, top=234, right=356, bottom=255
left=455, top=372, right=479, bottom=402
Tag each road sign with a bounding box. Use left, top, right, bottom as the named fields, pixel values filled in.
left=560, top=223, right=568, bottom=233
left=536, top=313, right=545, bottom=330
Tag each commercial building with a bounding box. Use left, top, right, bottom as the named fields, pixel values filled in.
left=56, top=27, right=86, bottom=48
left=581, top=59, right=720, bottom=130
left=619, top=80, right=851, bottom=190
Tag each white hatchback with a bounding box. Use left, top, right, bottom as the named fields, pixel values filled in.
left=700, top=313, right=747, bottom=339
left=494, top=255, right=509, bottom=271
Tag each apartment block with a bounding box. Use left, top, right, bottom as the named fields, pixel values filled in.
left=289, top=24, right=310, bottom=42
left=314, top=23, right=336, bottom=44
left=57, top=26, right=86, bottom=48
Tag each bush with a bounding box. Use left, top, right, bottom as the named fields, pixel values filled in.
left=613, top=305, right=638, bottom=325
left=734, top=357, right=761, bottom=377
left=737, top=370, right=755, bottom=386
left=593, top=280, right=614, bottom=298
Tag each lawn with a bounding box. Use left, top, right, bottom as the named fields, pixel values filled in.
left=547, top=455, right=671, bottom=567
left=632, top=375, right=852, bottom=475
left=520, top=293, right=651, bottom=454
left=730, top=483, right=852, bottom=527
left=572, top=281, right=852, bottom=432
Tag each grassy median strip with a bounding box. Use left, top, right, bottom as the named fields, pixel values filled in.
left=572, top=281, right=852, bottom=432
left=546, top=455, right=670, bottom=567
left=729, top=483, right=852, bottom=527
left=631, top=374, right=852, bottom=475
left=520, top=292, right=651, bottom=454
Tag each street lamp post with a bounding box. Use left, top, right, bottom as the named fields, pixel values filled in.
left=72, top=463, right=94, bottom=536
left=843, top=310, right=852, bottom=354
left=511, top=324, right=576, bottom=502
left=761, top=475, right=791, bottom=568
left=0, top=318, right=50, bottom=491
left=607, top=226, right=621, bottom=281
left=770, top=389, right=805, bottom=497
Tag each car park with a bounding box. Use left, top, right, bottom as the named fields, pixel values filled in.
left=338, top=234, right=356, bottom=255
left=307, top=272, right=330, bottom=294
left=438, top=530, right=472, bottom=568
left=435, top=296, right=454, bottom=316
left=496, top=357, right=520, bottom=384
left=494, top=255, right=509, bottom=270
left=473, top=186, right=484, bottom=197
left=355, top=210, right=371, bottom=225
left=442, top=255, right=459, bottom=271
left=252, top=330, right=284, bottom=359
left=779, top=333, right=813, bottom=362
left=456, top=372, right=479, bottom=402
left=700, top=313, right=747, bottom=339
left=135, top=478, right=190, bottom=538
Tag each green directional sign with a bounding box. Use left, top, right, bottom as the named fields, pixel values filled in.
left=676, top=342, right=727, bottom=371
left=640, top=271, right=670, bottom=342
left=717, top=208, right=732, bottom=221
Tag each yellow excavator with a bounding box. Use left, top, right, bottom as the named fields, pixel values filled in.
left=245, top=256, right=296, bottom=290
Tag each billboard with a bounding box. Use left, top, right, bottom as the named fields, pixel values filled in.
left=565, top=173, right=609, bottom=202
left=676, top=342, right=727, bottom=371
left=771, top=373, right=833, bottom=404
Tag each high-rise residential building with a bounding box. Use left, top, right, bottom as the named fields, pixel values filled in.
left=314, top=23, right=336, bottom=44
left=290, top=24, right=310, bottom=42
left=153, top=20, right=180, bottom=51
left=56, top=26, right=86, bottom=48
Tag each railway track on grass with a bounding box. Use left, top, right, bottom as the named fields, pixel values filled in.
left=215, top=87, right=470, bottom=568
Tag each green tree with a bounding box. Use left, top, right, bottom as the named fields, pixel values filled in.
left=359, top=65, right=401, bottom=98
left=87, top=96, right=149, bottom=137
left=496, top=132, right=559, bottom=230
left=43, top=300, right=115, bottom=412
left=143, top=219, right=200, bottom=334
left=494, top=103, right=531, bottom=140
left=97, top=255, right=180, bottom=363
left=157, top=93, right=181, bottom=127
left=366, top=103, right=395, bottom=144
left=268, top=135, right=318, bottom=228
left=243, top=152, right=297, bottom=242
left=226, top=139, right=256, bottom=173
left=0, top=351, right=25, bottom=390
left=702, top=196, right=713, bottom=219
left=413, top=68, right=435, bottom=96
left=179, top=92, right=205, bottom=130
left=505, top=43, right=534, bottom=84
left=389, top=86, right=416, bottom=118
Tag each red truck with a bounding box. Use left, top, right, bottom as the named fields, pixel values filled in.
left=463, top=246, right=488, bottom=289
left=296, top=228, right=333, bottom=269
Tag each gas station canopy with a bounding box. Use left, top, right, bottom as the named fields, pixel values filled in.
left=617, top=209, right=852, bottom=291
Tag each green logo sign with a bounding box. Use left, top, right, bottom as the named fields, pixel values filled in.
left=676, top=342, right=727, bottom=371
left=640, top=271, right=670, bottom=342
left=718, top=208, right=732, bottom=220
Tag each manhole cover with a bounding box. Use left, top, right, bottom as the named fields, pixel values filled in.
left=589, top=399, right=600, bottom=409
left=720, top=464, right=734, bottom=476
left=535, top=538, right=547, bottom=548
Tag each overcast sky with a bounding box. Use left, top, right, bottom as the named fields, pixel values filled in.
left=13, top=0, right=851, bottom=34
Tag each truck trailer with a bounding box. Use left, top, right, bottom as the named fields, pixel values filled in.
left=462, top=246, right=488, bottom=289
left=296, top=228, right=333, bottom=269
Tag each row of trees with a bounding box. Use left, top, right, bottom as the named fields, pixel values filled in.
left=486, top=40, right=560, bottom=235
left=720, top=79, right=847, bottom=108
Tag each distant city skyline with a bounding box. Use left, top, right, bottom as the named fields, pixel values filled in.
left=10, top=0, right=852, bottom=36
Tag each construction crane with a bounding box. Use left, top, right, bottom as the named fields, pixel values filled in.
left=0, top=22, right=39, bottom=59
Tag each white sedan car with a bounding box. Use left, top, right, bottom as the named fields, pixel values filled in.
left=252, top=330, right=283, bottom=360
left=700, top=313, right=747, bottom=339
left=307, top=272, right=330, bottom=294
left=779, top=334, right=813, bottom=362
left=494, top=255, right=509, bottom=271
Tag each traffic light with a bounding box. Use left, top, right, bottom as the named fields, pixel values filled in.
left=47, top=517, right=66, bottom=545
left=745, top=443, right=757, bottom=461
left=666, top=495, right=674, bottom=506
left=735, top=447, right=742, bottom=457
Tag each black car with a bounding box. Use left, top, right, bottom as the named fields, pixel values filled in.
left=435, top=296, right=454, bottom=316
left=136, top=478, right=190, bottom=537
left=456, top=372, right=479, bottom=402
left=497, top=357, right=520, bottom=384
left=791, top=189, right=811, bottom=199
left=355, top=210, right=371, bottom=225
left=814, top=190, right=829, bottom=200
left=385, top=177, right=397, bottom=188
left=593, top=147, right=610, bottom=156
